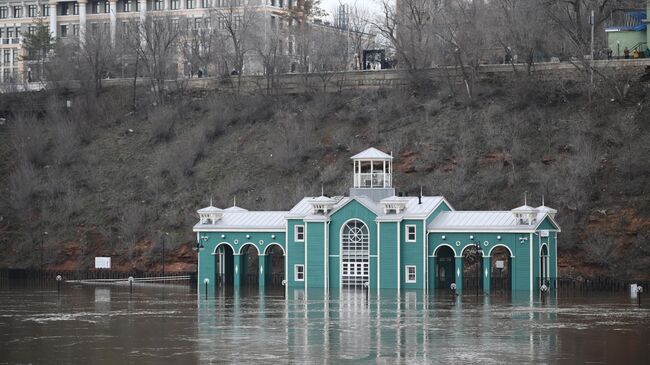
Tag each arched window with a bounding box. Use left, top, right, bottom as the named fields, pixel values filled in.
left=341, top=220, right=369, bottom=287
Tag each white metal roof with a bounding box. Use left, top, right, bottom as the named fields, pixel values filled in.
left=428, top=211, right=552, bottom=231
left=350, top=147, right=393, bottom=160
left=224, top=206, right=248, bottom=212
left=197, top=205, right=223, bottom=213
left=193, top=211, right=287, bottom=231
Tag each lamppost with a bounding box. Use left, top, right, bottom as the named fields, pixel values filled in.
left=467, top=236, right=483, bottom=298
left=161, top=232, right=169, bottom=277
left=41, top=231, right=48, bottom=270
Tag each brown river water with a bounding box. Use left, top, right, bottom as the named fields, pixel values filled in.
left=0, top=281, right=648, bottom=364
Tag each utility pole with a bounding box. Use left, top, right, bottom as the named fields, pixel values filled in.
left=589, top=9, right=595, bottom=102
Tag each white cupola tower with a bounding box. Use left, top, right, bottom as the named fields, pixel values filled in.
left=350, top=147, right=395, bottom=201
left=197, top=204, right=223, bottom=225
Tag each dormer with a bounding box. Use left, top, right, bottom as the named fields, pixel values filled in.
left=536, top=205, right=557, bottom=219
left=308, top=195, right=336, bottom=214
left=511, top=205, right=537, bottom=225
left=197, top=205, right=223, bottom=224
left=381, top=196, right=407, bottom=214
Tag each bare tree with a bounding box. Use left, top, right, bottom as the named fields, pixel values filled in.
left=129, top=14, right=183, bottom=105
left=251, top=16, right=290, bottom=93
left=373, top=0, right=443, bottom=70
left=77, top=26, right=116, bottom=92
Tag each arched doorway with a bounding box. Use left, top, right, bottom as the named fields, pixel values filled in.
left=341, top=219, right=369, bottom=287
left=462, top=245, right=484, bottom=293
left=540, top=245, right=549, bottom=287
left=490, top=245, right=512, bottom=292
left=240, top=244, right=259, bottom=288
left=214, top=243, right=235, bottom=287
left=435, top=245, right=455, bottom=290
left=264, top=244, right=285, bottom=287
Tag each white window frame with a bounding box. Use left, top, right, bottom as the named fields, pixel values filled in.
left=405, top=265, right=416, bottom=283
left=405, top=225, right=417, bottom=242
left=294, top=225, right=305, bottom=242
left=294, top=264, right=304, bottom=281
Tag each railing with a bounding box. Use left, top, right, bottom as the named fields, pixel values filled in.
left=354, top=173, right=391, bottom=188
left=539, top=277, right=650, bottom=292
left=0, top=268, right=196, bottom=284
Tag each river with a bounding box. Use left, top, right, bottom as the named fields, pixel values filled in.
left=1, top=281, right=648, bottom=364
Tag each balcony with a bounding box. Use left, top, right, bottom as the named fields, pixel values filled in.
left=354, top=172, right=391, bottom=188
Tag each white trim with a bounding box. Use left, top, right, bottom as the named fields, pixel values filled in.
left=338, top=218, right=370, bottom=288
left=534, top=213, right=562, bottom=232
left=554, top=231, right=558, bottom=279
left=405, top=225, right=417, bottom=242
left=329, top=254, right=340, bottom=257
left=304, top=223, right=308, bottom=290
left=284, top=220, right=288, bottom=298
left=459, top=243, right=484, bottom=257
left=405, top=265, right=416, bottom=283
left=428, top=228, right=536, bottom=233
left=193, top=228, right=285, bottom=232
left=432, top=243, right=457, bottom=257
left=324, top=221, right=328, bottom=290
left=212, top=242, right=236, bottom=254
left=237, top=242, right=261, bottom=255
left=294, top=264, right=304, bottom=282
left=529, top=232, right=533, bottom=297
left=422, top=220, right=426, bottom=292
left=294, top=225, right=305, bottom=242
left=487, top=244, right=514, bottom=258
left=397, top=222, right=401, bottom=290
left=263, top=242, right=286, bottom=256
left=377, top=221, right=381, bottom=297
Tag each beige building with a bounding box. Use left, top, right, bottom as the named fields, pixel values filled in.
left=0, top=0, right=305, bottom=83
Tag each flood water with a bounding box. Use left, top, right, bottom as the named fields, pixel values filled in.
left=1, top=282, right=649, bottom=364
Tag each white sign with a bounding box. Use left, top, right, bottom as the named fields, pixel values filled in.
left=541, top=230, right=550, bottom=237
left=495, top=260, right=505, bottom=269
left=95, top=257, right=111, bottom=269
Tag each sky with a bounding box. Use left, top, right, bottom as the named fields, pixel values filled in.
left=319, top=0, right=382, bottom=21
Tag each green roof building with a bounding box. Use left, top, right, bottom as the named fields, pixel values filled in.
left=194, top=148, right=560, bottom=298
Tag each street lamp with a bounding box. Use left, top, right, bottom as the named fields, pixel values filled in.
left=161, top=232, right=169, bottom=277
left=195, top=235, right=207, bottom=252
left=41, top=231, right=48, bottom=270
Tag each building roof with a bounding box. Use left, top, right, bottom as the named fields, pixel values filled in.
left=193, top=211, right=287, bottom=231
left=427, top=211, right=553, bottom=232
left=224, top=206, right=248, bottom=212
left=197, top=205, right=223, bottom=214
left=376, top=196, right=447, bottom=221
left=350, top=147, right=393, bottom=160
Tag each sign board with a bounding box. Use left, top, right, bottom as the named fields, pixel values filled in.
left=95, top=257, right=111, bottom=269
left=541, top=230, right=550, bottom=237
left=495, top=260, right=505, bottom=269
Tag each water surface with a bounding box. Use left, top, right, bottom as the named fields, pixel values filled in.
left=1, top=282, right=648, bottom=364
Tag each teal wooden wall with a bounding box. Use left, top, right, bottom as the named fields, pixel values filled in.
left=287, top=219, right=305, bottom=288
left=306, top=221, right=326, bottom=288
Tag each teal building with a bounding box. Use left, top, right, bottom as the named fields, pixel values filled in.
left=193, top=148, right=560, bottom=296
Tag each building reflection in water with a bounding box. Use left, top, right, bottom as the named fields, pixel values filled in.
left=197, top=289, right=559, bottom=363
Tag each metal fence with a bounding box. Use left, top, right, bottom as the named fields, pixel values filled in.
left=541, top=277, right=650, bottom=292
left=0, top=268, right=196, bottom=284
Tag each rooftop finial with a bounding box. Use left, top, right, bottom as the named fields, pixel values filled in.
left=542, top=195, right=545, bottom=206
left=524, top=191, right=527, bottom=206
left=210, top=196, right=213, bottom=206
left=233, top=196, right=236, bottom=207
left=321, top=184, right=324, bottom=197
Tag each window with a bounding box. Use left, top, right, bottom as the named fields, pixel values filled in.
left=406, top=225, right=417, bottom=242
left=201, top=0, right=209, bottom=7
left=7, top=28, right=13, bottom=38
left=60, top=24, right=68, bottom=37
left=0, top=7, right=7, bottom=19
left=13, top=6, right=22, bottom=18
left=187, top=0, right=195, bottom=9
left=154, top=0, right=164, bottom=10
left=73, top=3, right=79, bottom=15
left=405, top=265, right=416, bottom=283
left=42, top=5, right=50, bottom=16
left=73, top=24, right=79, bottom=36
left=104, top=2, right=110, bottom=13
left=61, top=3, right=70, bottom=15
left=123, top=1, right=132, bottom=12
left=295, top=225, right=304, bottom=242
left=3, top=50, right=10, bottom=64
left=294, top=264, right=304, bottom=281
left=28, top=5, right=37, bottom=17
left=171, top=0, right=179, bottom=10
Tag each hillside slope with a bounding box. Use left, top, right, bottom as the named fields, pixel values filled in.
left=0, top=75, right=648, bottom=278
